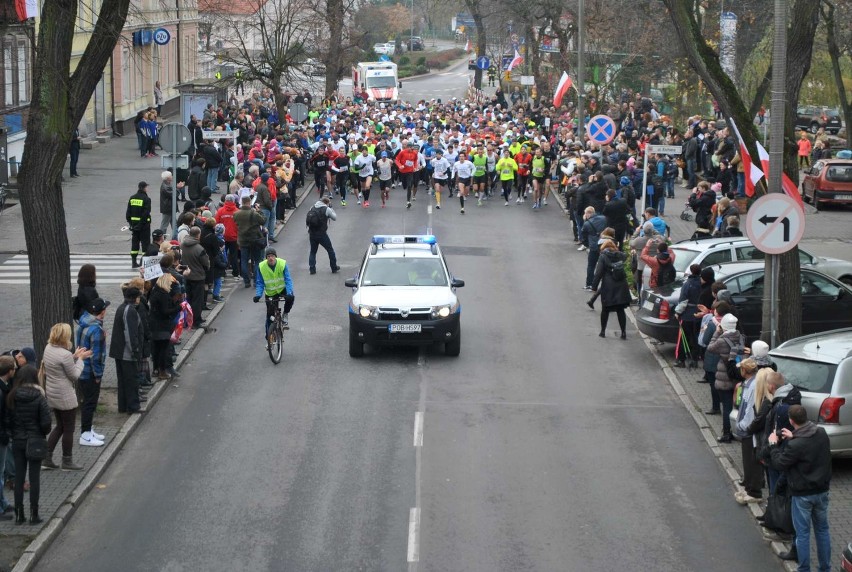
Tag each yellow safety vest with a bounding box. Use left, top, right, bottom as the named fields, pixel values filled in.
left=259, top=259, right=286, bottom=296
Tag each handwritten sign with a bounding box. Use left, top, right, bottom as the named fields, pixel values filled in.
left=142, top=256, right=163, bottom=281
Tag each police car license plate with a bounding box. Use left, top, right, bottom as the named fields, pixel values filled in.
left=389, top=324, right=422, bottom=333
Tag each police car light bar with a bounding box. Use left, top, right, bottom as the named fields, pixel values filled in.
left=371, top=235, right=437, bottom=245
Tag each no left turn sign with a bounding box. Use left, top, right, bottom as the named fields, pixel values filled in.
left=745, top=193, right=805, bottom=254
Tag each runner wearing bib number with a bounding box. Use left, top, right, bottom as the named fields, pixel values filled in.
left=451, top=152, right=474, bottom=214
left=472, top=146, right=488, bottom=206
left=530, top=147, right=551, bottom=210
left=495, top=149, right=518, bottom=206
left=430, top=149, right=450, bottom=210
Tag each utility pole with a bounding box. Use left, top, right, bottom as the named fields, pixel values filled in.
left=576, top=0, right=585, bottom=145
left=762, top=0, right=787, bottom=348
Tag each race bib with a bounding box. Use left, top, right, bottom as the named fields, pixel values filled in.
left=405, top=160, right=414, bottom=167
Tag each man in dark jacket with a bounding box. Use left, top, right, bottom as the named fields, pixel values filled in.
left=307, top=197, right=339, bottom=275
left=127, top=182, right=152, bottom=269
left=580, top=206, right=608, bottom=290
left=187, top=115, right=204, bottom=157
left=769, top=404, right=831, bottom=569
left=109, top=287, right=144, bottom=414
left=602, top=189, right=629, bottom=250
left=159, top=170, right=184, bottom=235
left=233, top=195, right=267, bottom=288
left=585, top=172, right=608, bottom=214
left=181, top=227, right=210, bottom=329
left=201, top=141, right=223, bottom=193
left=682, top=130, right=699, bottom=187
left=688, top=185, right=716, bottom=231
left=674, top=264, right=703, bottom=368
left=0, top=356, right=16, bottom=519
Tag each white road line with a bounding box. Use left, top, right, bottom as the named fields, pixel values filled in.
left=407, top=507, right=421, bottom=562
left=427, top=205, right=432, bottom=215
left=413, top=412, right=424, bottom=447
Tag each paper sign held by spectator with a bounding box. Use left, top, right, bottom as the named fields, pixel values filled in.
left=142, top=256, right=163, bottom=281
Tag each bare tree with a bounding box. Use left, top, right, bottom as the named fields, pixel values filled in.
left=17, top=0, right=131, bottom=357
left=821, top=0, right=851, bottom=138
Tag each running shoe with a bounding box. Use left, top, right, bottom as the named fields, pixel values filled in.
left=407, top=201, right=412, bottom=209
left=341, top=200, right=347, bottom=206
left=364, top=201, right=370, bottom=208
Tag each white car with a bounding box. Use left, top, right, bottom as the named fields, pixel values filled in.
left=345, top=235, right=464, bottom=357
left=373, top=43, right=395, bottom=56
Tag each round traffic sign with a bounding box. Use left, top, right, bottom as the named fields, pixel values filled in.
left=476, top=56, right=490, bottom=70
left=289, top=103, right=309, bottom=123
left=159, top=122, right=191, bottom=154
left=587, top=115, right=616, bottom=145
left=153, top=28, right=171, bottom=46
left=745, top=193, right=805, bottom=254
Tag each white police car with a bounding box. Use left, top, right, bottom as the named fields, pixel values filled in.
left=345, top=235, right=464, bottom=357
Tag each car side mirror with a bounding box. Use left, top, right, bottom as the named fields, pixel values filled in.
left=345, top=278, right=358, bottom=288
left=451, top=277, right=465, bottom=288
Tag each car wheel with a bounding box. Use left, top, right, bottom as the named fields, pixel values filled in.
left=814, top=191, right=821, bottom=211
left=349, top=330, right=364, bottom=357
left=445, top=325, right=461, bottom=356
left=809, top=122, right=819, bottom=134
left=802, top=188, right=811, bottom=203
left=840, top=276, right=852, bottom=288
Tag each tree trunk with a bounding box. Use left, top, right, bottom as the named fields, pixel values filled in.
left=18, top=0, right=130, bottom=358
left=821, top=0, right=852, bottom=142
left=748, top=65, right=771, bottom=119
left=471, top=8, right=486, bottom=89
left=325, top=0, right=344, bottom=97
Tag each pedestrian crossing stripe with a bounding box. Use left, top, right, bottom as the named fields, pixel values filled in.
left=0, top=254, right=142, bottom=285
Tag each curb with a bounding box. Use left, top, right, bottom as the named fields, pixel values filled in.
left=8, top=183, right=315, bottom=572
left=552, top=188, right=794, bottom=568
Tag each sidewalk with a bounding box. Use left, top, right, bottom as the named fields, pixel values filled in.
left=0, top=132, right=315, bottom=572
left=554, top=182, right=852, bottom=571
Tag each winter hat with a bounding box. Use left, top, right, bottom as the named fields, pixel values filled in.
left=620, top=176, right=631, bottom=186
left=700, top=266, right=716, bottom=284
left=720, top=314, right=738, bottom=332
left=215, top=223, right=225, bottom=235
left=20, top=347, right=37, bottom=365
left=716, top=289, right=733, bottom=305
left=711, top=182, right=722, bottom=193
left=751, top=340, right=770, bottom=359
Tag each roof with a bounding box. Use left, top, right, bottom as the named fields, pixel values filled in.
left=198, top=0, right=265, bottom=15
left=672, top=237, right=750, bottom=251
left=772, top=328, right=852, bottom=365
left=370, top=244, right=439, bottom=259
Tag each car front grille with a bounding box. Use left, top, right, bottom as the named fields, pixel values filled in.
left=378, top=307, right=432, bottom=321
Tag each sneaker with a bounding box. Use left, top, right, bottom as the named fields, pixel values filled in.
left=282, top=313, right=290, bottom=330
left=79, top=431, right=104, bottom=447
left=477, top=198, right=482, bottom=206
left=435, top=204, right=441, bottom=209
left=543, top=198, right=548, bottom=205
left=532, top=203, right=539, bottom=209
left=504, top=201, right=509, bottom=206
left=460, top=208, right=465, bottom=214
left=381, top=203, right=385, bottom=208
left=735, top=491, right=762, bottom=505
left=407, top=201, right=412, bottom=209
left=91, top=428, right=105, bottom=440
left=583, top=285, right=593, bottom=291
left=341, top=200, right=347, bottom=206
left=516, top=197, right=521, bottom=204
left=577, top=245, right=587, bottom=251
left=363, top=201, right=370, bottom=208
left=212, top=295, right=224, bottom=302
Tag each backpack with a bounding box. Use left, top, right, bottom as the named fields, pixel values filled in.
left=665, top=160, right=679, bottom=180
left=657, top=259, right=676, bottom=286
left=305, top=205, right=327, bottom=231
left=725, top=337, right=745, bottom=382
left=609, top=259, right=626, bottom=282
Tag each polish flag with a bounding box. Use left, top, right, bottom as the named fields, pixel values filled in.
left=756, top=141, right=805, bottom=211
left=553, top=72, right=573, bottom=107
left=507, top=49, right=523, bottom=71
left=15, top=0, right=38, bottom=20
left=464, top=39, right=471, bottom=53
left=728, top=119, right=765, bottom=197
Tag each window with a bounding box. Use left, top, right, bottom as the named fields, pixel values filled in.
left=121, top=46, right=130, bottom=101
left=826, top=165, right=852, bottom=183
left=735, top=245, right=764, bottom=262
left=726, top=271, right=763, bottom=297
left=1, top=38, right=31, bottom=107
left=361, top=258, right=447, bottom=287
left=800, top=271, right=840, bottom=297
left=771, top=356, right=836, bottom=394
left=700, top=248, right=733, bottom=267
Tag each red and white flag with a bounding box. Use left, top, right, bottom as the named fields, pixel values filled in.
left=464, top=39, right=471, bottom=53
left=15, top=0, right=38, bottom=20
left=553, top=72, right=573, bottom=107
left=507, top=49, right=523, bottom=72
left=728, top=119, right=765, bottom=197
left=756, top=141, right=805, bottom=211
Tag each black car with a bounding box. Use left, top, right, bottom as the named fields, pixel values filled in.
left=408, top=36, right=424, bottom=51
left=636, top=262, right=852, bottom=344
left=795, top=105, right=843, bottom=135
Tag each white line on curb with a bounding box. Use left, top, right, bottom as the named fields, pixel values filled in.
left=413, top=412, right=424, bottom=447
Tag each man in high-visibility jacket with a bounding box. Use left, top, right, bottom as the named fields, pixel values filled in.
left=126, top=181, right=152, bottom=268
left=253, top=247, right=294, bottom=336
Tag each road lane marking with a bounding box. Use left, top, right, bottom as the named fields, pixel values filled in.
left=427, top=205, right=432, bottom=215
left=407, top=507, right=421, bottom=562
left=413, top=412, right=424, bottom=447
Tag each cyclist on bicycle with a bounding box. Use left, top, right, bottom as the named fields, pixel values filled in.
left=253, top=247, right=294, bottom=337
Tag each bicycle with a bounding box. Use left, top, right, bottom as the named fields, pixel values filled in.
left=265, top=296, right=286, bottom=364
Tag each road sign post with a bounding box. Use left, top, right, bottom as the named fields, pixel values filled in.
left=640, top=144, right=682, bottom=216
left=475, top=56, right=490, bottom=71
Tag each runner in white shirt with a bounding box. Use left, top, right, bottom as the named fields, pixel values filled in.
left=430, top=149, right=450, bottom=210
left=375, top=152, right=394, bottom=208
left=352, top=146, right=376, bottom=208
left=451, top=151, right=475, bottom=214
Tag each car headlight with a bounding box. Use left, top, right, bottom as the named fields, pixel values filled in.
left=358, top=305, right=379, bottom=319
left=430, top=303, right=457, bottom=319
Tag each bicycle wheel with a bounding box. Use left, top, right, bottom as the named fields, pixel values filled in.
left=268, top=324, right=283, bottom=364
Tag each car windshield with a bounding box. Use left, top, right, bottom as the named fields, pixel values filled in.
left=826, top=165, right=852, bottom=183
left=366, top=76, right=396, bottom=88
left=671, top=248, right=700, bottom=273
left=362, top=257, right=447, bottom=286
left=771, top=356, right=838, bottom=395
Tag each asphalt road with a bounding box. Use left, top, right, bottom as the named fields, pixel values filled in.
left=35, top=180, right=780, bottom=571
left=338, top=56, right=473, bottom=103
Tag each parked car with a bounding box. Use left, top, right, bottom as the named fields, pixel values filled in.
left=636, top=262, right=852, bottom=344
left=640, top=237, right=852, bottom=291
left=373, top=43, right=395, bottom=56
left=468, top=55, right=477, bottom=70
left=802, top=159, right=852, bottom=211
left=729, top=328, right=852, bottom=456
left=795, top=105, right=843, bottom=135
left=408, top=36, right=424, bottom=51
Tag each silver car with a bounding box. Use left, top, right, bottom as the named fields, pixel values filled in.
left=730, top=328, right=852, bottom=456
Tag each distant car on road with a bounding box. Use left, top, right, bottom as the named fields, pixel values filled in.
left=795, top=105, right=843, bottom=135
left=636, top=261, right=852, bottom=344
left=346, top=235, right=464, bottom=357
left=802, top=159, right=852, bottom=211
left=408, top=36, right=424, bottom=51
left=468, top=55, right=476, bottom=70
left=373, top=43, right=395, bottom=56
left=730, top=328, right=852, bottom=456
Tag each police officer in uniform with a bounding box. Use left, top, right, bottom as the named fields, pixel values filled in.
left=487, top=65, right=497, bottom=87
left=126, top=181, right=152, bottom=268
